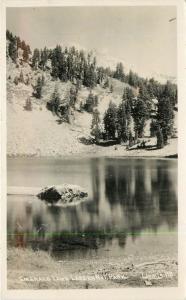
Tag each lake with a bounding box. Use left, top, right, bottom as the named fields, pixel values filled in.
left=7, top=157, right=178, bottom=260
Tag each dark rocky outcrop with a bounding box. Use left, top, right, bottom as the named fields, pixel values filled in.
left=37, top=184, right=88, bottom=205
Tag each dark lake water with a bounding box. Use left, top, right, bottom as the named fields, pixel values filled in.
left=7, top=157, right=178, bottom=260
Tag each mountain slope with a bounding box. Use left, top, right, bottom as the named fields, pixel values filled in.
left=6, top=56, right=130, bottom=156
left=6, top=35, right=177, bottom=157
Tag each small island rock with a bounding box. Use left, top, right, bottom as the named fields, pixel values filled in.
left=37, top=184, right=88, bottom=205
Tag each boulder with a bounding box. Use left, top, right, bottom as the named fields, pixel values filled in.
left=37, top=184, right=88, bottom=205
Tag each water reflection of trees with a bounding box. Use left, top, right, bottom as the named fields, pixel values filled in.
left=8, top=159, right=177, bottom=255
left=105, top=159, right=177, bottom=233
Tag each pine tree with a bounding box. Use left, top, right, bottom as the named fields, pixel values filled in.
left=32, top=49, right=40, bottom=69
left=25, top=76, right=30, bottom=85
left=113, top=62, right=125, bottom=81
left=150, top=119, right=157, bottom=137
left=156, top=124, right=164, bottom=149
left=147, top=79, right=156, bottom=98
left=75, top=79, right=81, bottom=93
left=138, top=83, right=152, bottom=113
left=69, top=86, right=78, bottom=108
left=33, top=77, right=42, bottom=99
left=129, top=131, right=134, bottom=147
left=110, top=84, right=114, bottom=93
left=94, top=95, right=98, bottom=106
left=79, top=101, right=84, bottom=112
left=14, top=76, right=19, bottom=85
left=97, top=67, right=104, bottom=84
left=128, top=70, right=138, bottom=87
left=157, top=97, right=174, bottom=145
left=16, top=37, right=22, bottom=50
left=103, top=102, right=118, bottom=140
left=6, top=30, right=13, bottom=41
left=122, top=88, right=133, bottom=137
left=24, top=97, right=32, bottom=111
left=132, top=99, right=149, bottom=138
left=103, top=77, right=109, bottom=89
left=91, top=109, right=102, bottom=143
left=41, top=74, right=45, bottom=86
left=148, top=78, right=161, bottom=99
left=51, top=45, right=63, bottom=79
left=89, top=64, right=97, bottom=88
left=47, top=86, right=61, bottom=115
left=161, top=81, right=177, bottom=107
left=8, top=36, right=17, bottom=62
left=19, top=70, right=24, bottom=83
left=117, top=101, right=128, bottom=143
left=84, top=92, right=98, bottom=113
left=40, top=47, right=49, bottom=70
left=83, top=57, right=97, bottom=88
left=21, top=40, right=29, bottom=62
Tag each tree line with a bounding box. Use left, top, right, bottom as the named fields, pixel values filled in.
left=7, top=29, right=177, bottom=105
left=6, top=30, right=31, bottom=63
left=6, top=30, right=177, bottom=148
left=91, top=83, right=175, bottom=149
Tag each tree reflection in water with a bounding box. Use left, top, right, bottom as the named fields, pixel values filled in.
left=7, top=158, right=177, bottom=256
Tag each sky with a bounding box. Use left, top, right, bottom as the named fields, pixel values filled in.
left=6, top=6, right=177, bottom=80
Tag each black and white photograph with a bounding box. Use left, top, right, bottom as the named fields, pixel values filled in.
left=1, top=1, right=185, bottom=298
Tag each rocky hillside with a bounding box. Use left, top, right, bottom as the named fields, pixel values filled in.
left=6, top=53, right=136, bottom=156
left=6, top=31, right=177, bottom=157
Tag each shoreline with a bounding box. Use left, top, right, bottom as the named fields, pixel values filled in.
left=7, top=247, right=178, bottom=289
left=7, top=136, right=178, bottom=160
left=7, top=154, right=178, bottom=161
left=7, top=145, right=178, bottom=160
left=7, top=153, right=178, bottom=160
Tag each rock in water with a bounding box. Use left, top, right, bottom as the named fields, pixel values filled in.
left=37, top=184, right=88, bottom=205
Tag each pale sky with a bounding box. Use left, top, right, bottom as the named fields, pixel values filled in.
left=6, top=6, right=177, bottom=80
